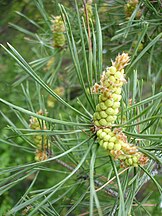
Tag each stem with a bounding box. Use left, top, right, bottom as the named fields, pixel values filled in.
left=55, top=157, right=118, bottom=197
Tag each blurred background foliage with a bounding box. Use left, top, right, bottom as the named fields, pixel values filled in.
left=0, top=0, right=162, bottom=215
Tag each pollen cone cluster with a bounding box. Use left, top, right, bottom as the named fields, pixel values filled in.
left=93, top=53, right=129, bottom=127
left=93, top=53, right=148, bottom=167
left=29, top=110, right=49, bottom=161
left=51, top=16, right=66, bottom=48
left=97, top=128, right=148, bottom=167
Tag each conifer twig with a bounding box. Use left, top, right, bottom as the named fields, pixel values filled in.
left=95, top=167, right=129, bottom=192
left=55, top=158, right=118, bottom=197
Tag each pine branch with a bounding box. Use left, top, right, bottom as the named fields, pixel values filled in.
left=55, top=158, right=118, bottom=197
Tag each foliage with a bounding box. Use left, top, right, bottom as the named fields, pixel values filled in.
left=0, top=0, right=162, bottom=215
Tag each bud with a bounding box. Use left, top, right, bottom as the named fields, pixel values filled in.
left=106, top=116, right=115, bottom=124
left=112, top=102, right=120, bottom=109
left=99, top=119, right=107, bottom=126
left=29, top=110, right=48, bottom=150
left=35, top=149, right=48, bottom=161
left=103, top=128, right=111, bottom=133
left=105, top=107, right=114, bottom=115
left=51, top=16, right=66, bottom=48
left=100, top=111, right=108, bottom=118
left=99, top=131, right=107, bottom=139
left=112, top=53, right=130, bottom=71
left=99, top=94, right=108, bottom=102
left=94, top=120, right=100, bottom=126
left=100, top=102, right=107, bottom=110
left=104, top=99, right=113, bottom=107
left=103, top=134, right=111, bottom=142
left=109, top=66, right=117, bottom=74
left=97, top=129, right=102, bottom=137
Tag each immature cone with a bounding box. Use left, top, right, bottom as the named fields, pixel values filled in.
left=29, top=110, right=47, bottom=149
left=35, top=149, right=48, bottom=161
left=93, top=53, right=148, bottom=167
left=29, top=110, right=50, bottom=161
left=97, top=128, right=148, bottom=167
left=93, top=53, right=130, bottom=127
left=51, top=16, right=66, bottom=48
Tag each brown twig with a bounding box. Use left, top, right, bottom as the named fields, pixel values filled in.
left=55, top=159, right=75, bottom=171
left=94, top=179, right=118, bottom=197
left=95, top=167, right=129, bottom=192
left=78, top=209, right=98, bottom=216
left=132, top=203, right=157, bottom=207
left=54, top=157, right=118, bottom=197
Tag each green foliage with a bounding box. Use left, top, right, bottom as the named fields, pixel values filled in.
left=0, top=0, right=162, bottom=215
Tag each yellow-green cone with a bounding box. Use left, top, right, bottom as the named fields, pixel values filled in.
left=93, top=53, right=129, bottom=127
left=29, top=110, right=49, bottom=158
left=97, top=128, right=148, bottom=167
left=35, top=149, right=48, bottom=161
left=93, top=53, right=148, bottom=167
left=51, top=16, right=66, bottom=48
